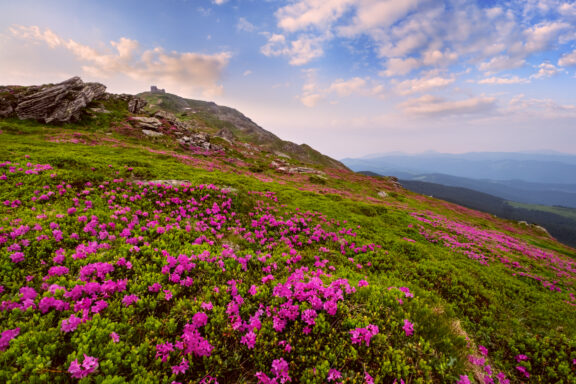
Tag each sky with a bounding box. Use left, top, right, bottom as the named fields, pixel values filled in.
left=1, top=0, right=576, bottom=159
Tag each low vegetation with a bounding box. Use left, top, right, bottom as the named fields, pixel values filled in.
left=0, top=96, right=575, bottom=383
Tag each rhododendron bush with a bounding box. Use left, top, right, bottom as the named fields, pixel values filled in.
left=0, top=120, right=575, bottom=383
left=0, top=160, right=458, bottom=383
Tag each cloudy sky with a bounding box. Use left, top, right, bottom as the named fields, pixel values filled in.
left=2, top=0, right=576, bottom=158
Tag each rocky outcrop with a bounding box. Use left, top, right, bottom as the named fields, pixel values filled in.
left=3, top=77, right=107, bottom=123
left=130, top=117, right=163, bottom=130
left=270, top=160, right=325, bottom=175
left=104, top=93, right=147, bottom=114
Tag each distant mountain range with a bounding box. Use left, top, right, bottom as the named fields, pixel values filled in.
left=342, top=152, right=576, bottom=208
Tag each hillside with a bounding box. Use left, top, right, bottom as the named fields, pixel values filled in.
left=136, top=91, right=346, bottom=170
left=399, top=179, right=576, bottom=248
left=0, top=78, right=575, bottom=383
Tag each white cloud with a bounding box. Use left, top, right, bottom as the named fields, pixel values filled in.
left=243, top=70, right=253, bottom=76
left=338, top=0, right=423, bottom=37
left=400, top=94, right=497, bottom=117
left=520, top=21, right=570, bottom=54
left=237, top=17, right=256, bottom=32
left=276, top=0, right=355, bottom=32
left=478, top=55, right=526, bottom=73
left=531, top=62, right=560, bottom=78
left=478, top=76, right=530, bottom=84
left=261, top=32, right=326, bottom=65
left=380, top=57, right=421, bottom=77
left=395, top=75, right=455, bottom=95
left=508, top=94, right=576, bottom=118
left=212, top=0, right=228, bottom=5
left=297, top=69, right=384, bottom=107
left=559, top=2, right=576, bottom=17
left=327, top=77, right=367, bottom=96
left=8, top=25, right=231, bottom=97
left=558, top=48, right=576, bottom=66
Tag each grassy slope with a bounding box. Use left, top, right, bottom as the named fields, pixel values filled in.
left=0, top=100, right=575, bottom=383
left=508, top=201, right=576, bottom=221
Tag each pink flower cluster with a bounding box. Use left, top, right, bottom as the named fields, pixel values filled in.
left=68, top=354, right=99, bottom=379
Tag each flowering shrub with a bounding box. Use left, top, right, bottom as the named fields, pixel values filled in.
left=0, top=127, right=574, bottom=383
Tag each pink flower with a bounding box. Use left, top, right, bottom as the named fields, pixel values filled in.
left=456, top=375, right=471, bottom=384
left=515, top=366, right=530, bottom=378
left=515, top=354, right=529, bottom=362
left=241, top=330, right=257, bottom=349
left=68, top=354, right=99, bottom=379
left=402, top=319, right=414, bottom=337
left=301, top=309, right=317, bottom=326
left=0, top=328, right=20, bottom=351
left=171, top=357, right=189, bottom=375
left=364, top=372, right=374, bottom=384
left=110, top=332, right=120, bottom=343
left=122, top=294, right=139, bottom=307
left=327, top=369, right=342, bottom=382
left=478, top=345, right=488, bottom=357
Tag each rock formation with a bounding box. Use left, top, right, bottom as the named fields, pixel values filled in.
left=13, top=77, right=106, bottom=123
left=0, top=77, right=148, bottom=123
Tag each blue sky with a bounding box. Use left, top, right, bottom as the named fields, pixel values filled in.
left=2, top=0, right=576, bottom=158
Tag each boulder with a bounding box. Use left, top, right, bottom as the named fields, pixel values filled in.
left=128, top=97, right=147, bottom=114
left=377, top=191, right=388, bottom=198
left=14, top=77, right=107, bottom=123
left=130, top=117, right=162, bottom=130
left=142, top=129, right=164, bottom=137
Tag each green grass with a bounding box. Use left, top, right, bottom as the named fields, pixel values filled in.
left=1, top=111, right=576, bottom=383
left=508, top=201, right=576, bottom=221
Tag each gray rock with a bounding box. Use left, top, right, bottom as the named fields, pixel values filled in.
left=130, top=117, right=162, bottom=130
left=148, top=180, right=191, bottom=187
left=128, top=97, right=147, bottom=113
left=14, top=77, right=107, bottom=123
left=142, top=129, right=164, bottom=137
left=377, top=191, right=388, bottom=198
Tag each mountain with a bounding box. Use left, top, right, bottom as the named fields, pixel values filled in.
left=343, top=152, right=576, bottom=208
left=342, top=151, right=576, bottom=184
left=137, top=90, right=346, bottom=170
left=1, top=78, right=575, bottom=383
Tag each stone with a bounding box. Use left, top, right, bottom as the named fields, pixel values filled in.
left=14, top=77, right=107, bottom=123
left=142, top=129, right=164, bottom=137
left=377, top=191, right=388, bottom=198
left=130, top=117, right=162, bottom=130
left=128, top=97, right=147, bottom=114
left=148, top=180, right=190, bottom=187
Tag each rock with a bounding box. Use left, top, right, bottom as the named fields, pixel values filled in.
left=89, top=107, right=111, bottom=114
left=13, top=77, right=107, bottom=123
left=178, top=132, right=221, bottom=151
left=0, top=101, right=13, bottom=118
left=377, top=191, right=388, bottom=198
left=130, top=117, right=162, bottom=130
left=142, top=129, right=164, bottom=137
left=270, top=160, right=325, bottom=175
left=148, top=180, right=191, bottom=187
left=105, top=93, right=147, bottom=114
left=221, top=186, right=239, bottom=194
left=533, top=225, right=550, bottom=236
left=274, top=151, right=291, bottom=159
left=128, top=97, right=147, bottom=114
